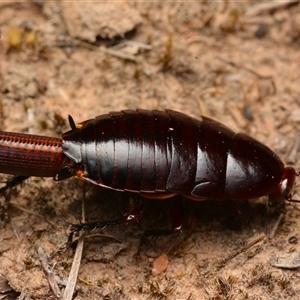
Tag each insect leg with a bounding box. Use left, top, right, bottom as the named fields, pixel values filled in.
left=136, top=195, right=184, bottom=257
left=68, top=195, right=143, bottom=242
left=0, top=175, right=29, bottom=194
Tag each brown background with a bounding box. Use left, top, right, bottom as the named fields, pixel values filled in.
left=1, top=1, right=300, bottom=299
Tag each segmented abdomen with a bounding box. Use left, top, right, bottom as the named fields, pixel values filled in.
left=62, top=110, right=236, bottom=198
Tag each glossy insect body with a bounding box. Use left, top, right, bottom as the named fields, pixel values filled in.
left=0, top=109, right=296, bottom=206
left=61, top=109, right=297, bottom=205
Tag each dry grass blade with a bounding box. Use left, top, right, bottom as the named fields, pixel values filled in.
left=287, top=134, right=300, bottom=164
left=35, top=241, right=61, bottom=298
left=268, top=213, right=284, bottom=239
left=216, top=56, right=273, bottom=80
left=18, top=288, right=32, bottom=300
left=213, top=234, right=266, bottom=273
left=246, top=1, right=299, bottom=16
left=62, top=232, right=85, bottom=300
left=62, top=185, right=87, bottom=300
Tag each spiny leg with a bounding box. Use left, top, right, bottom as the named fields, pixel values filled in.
left=69, top=194, right=186, bottom=257
left=136, top=195, right=184, bottom=257
left=68, top=194, right=143, bottom=242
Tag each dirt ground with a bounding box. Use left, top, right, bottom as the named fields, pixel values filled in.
left=1, top=1, right=300, bottom=299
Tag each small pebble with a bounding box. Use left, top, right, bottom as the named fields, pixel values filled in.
left=288, top=236, right=298, bottom=244
left=255, top=24, right=267, bottom=38
left=152, top=253, right=169, bottom=276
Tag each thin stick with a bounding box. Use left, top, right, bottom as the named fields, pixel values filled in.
left=52, top=39, right=140, bottom=62
left=10, top=203, right=44, bottom=217
left=213, top=234, right=266, bottom=273
left=62, top=232, right=85, bottom=299
left=35, top=241, right=61, bottom=298
left=216, top=56, right=273, bottom=80
left=62, top=184, right=86, bottom=300
left=70, top=232, right=122, bottom=244
left=18, top=288, right=32, bottom=300
left=104, top=48, right=137, bottom=62
left=287, top=134, right=300, bottom=164
left=268, top=213, right=284, bottom=239
left=10, top=219, right=21, bottom=242
left=246, top=1, right=299, bottom=17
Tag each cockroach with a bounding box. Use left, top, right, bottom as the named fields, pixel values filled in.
left=0, top=109, right=298, bottom=233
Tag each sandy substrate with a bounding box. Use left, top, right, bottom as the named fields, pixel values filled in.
left=1, top=2, right=300, bottom=299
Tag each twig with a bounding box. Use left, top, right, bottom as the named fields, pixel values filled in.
left=51, top=38, right=148, bottom=62
left=287, top=134, right=300, bottom=164
left=70, top=232, right=122, bottom=244
left=62, top=232, right=85, bottom=300
left=104, top=48, right=137, bottom=62
left=246, top=1, right=299, bottom=17
left=18, top=288, right=32, bottom=300
left=216, top=56, right=273, bottom=80
left=35, top=241, right=61, bottom=298
left=197, top=99, right=207, bottom=116
left=10, top=203, right=44, bottom=217
left=111, top=40, right=152, bottom=51
left=213, top=234, right=266, bottom=272
left=10, top=219, right=21, bottom=242
left=268, top=213, right=284, bottom=239
left=62, top=184, right=86, bottom=300
left=10, top=203, right=56, bottom=230
left=186, top=34, right=223, bottom=48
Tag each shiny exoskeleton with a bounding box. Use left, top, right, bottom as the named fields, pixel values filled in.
left=61, top=110, right=297, bottom=206
left=0, top=110, right=297, bottom=217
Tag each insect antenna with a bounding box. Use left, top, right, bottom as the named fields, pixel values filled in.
left=68, top=115, right=77, bottom=130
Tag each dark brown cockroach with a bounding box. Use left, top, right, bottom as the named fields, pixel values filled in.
left=0, top=110, right=298, bottom=233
